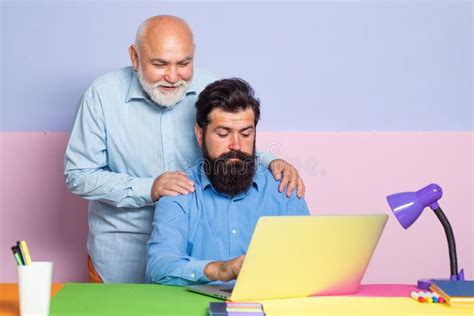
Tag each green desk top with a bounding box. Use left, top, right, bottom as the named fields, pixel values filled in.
left=50, top=283, right=219, bottom=315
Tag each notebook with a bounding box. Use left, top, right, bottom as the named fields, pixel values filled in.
left=430, top=280, right=474, bottom=308
left=186, top=214, right=388, bottom=301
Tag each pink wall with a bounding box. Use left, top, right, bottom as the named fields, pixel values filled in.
left=1, top=132, right=472, bottom=284
left=0, top=133, right=88, bottom=282
left=258, top=131, right=473, bottom=284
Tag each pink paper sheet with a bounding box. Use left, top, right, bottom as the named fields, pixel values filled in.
left=310, top=284, right=417, bottom=298
left=346, top=284, right=417, bottom=297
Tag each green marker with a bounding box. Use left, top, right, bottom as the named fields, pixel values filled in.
left=11, top=246, right=24, bottom=266
left=14, top=251, right=24, bottom=266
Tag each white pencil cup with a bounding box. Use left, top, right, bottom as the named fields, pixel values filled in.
left=17, top=262, right=53, bottom=316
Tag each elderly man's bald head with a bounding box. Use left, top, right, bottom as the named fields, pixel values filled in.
left=128, top=15, right=195, bottom=107
left=134, top=15, right=194, bottom=53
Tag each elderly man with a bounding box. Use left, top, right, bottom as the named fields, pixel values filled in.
left=146, top=78, right=309, bottom=285
left=64, top=15, right=305, bottom=283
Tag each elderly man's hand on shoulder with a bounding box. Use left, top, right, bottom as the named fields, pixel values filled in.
left=269, top=159, right=305, bottom=198
left=151, top=171, right=195, bottom=201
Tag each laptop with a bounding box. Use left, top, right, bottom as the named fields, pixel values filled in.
left=186, top=214, right=388, bottom=301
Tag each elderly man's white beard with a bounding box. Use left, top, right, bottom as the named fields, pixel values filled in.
left=137, top=69, right=191, bottom=107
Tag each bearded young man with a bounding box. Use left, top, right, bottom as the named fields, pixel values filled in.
left=146, top=78, right=309, bottom=285
left=64, top=16, right=305, bottom=284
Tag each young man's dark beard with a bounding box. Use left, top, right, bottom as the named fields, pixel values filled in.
left=202, top=141, right=256, bottom=197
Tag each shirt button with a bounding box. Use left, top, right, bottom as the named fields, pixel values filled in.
left=190, top=272, right=195, bottom=278
left=231, top=229, right=237, bottom=234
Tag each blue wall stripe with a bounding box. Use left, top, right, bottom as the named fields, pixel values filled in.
left=1, top=1, right=472, bottom=131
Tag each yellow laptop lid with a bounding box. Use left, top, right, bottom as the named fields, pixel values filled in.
left=230, top=214, right=388, bottom=301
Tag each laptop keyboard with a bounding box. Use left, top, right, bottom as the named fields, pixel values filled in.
left=221, top=288, right=233, bottom=293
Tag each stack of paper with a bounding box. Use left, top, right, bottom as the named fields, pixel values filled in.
left=430, top=280, right=474, bottom=308
left=208, top=302, right=265, bottom=315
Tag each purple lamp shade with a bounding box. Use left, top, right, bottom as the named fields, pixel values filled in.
left=386, top=183, right=464, bottom=281
left=386, top=184, right=443, bottom=229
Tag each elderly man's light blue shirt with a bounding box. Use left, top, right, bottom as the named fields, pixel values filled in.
left=64, top=67, right=219, bottom=283
left=64, top=67, right=274, bottom=283
left=146, top=163, right=309, bottom=286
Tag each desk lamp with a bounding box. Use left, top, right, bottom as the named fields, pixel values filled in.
left=386, top=183, right=465, bottom=283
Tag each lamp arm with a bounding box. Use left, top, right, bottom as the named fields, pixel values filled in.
left=432, top=207, right=458, bottom=277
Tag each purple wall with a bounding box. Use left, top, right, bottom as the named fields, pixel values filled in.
left=0, top=1, right=472, bottom=284
left=1, top=1, right=471, bottom=131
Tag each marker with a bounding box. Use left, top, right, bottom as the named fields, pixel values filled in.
left=410, top=291, right=424, bottom=302
left=11, top=246, right=24, bottom=266
left=428, top=292, right=438, bottom=303
left=16, top=242, right=27, bottom=265
left=19, top=241, right=32, bottom=265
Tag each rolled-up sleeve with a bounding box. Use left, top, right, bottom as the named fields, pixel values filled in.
left=146, top=195, right=212, bottom=286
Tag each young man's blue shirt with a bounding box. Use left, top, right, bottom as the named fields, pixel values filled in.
left=146, top=162, right=309, bottom=286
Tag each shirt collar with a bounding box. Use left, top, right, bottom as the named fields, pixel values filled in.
left=126, top=69, right=148, bottom=102
left=126, top=69, right=198, bottom=104
left=198, top=161, right=264, bottom=197
left=186, top=74, right=199, bottom=95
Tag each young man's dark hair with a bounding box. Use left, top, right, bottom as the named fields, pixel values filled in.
left=195, top=78, right=261, bottom=130
left=194, top=78, right=261, bottom=196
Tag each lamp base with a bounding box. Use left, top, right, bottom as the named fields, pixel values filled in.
left=417, top=269, right=465, bottom=290
left=417, top=279, right=433, bottom=290
left=450, top=268, right=465, bottom=281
